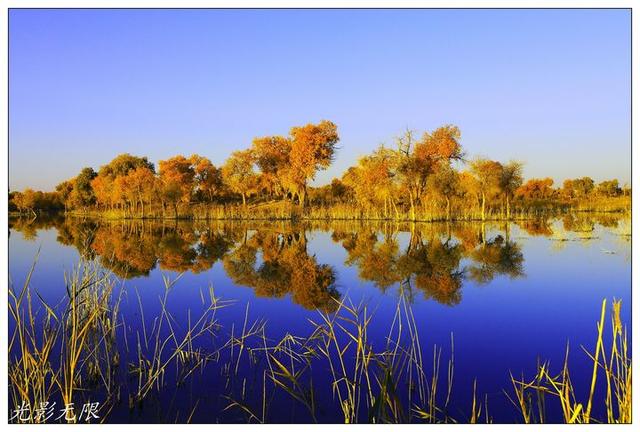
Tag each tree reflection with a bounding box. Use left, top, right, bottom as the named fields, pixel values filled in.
left=561, top=214, right=596, bottom=236
left=92, top=223, right=158, bottom=278
left=336, top=229, right=401, bottom=291
left=334, top=223, right=527, bottom=304
left=516, top=218, right=554, bottom=237
left=223, top=230, right=340, bottom=311
left=335, top=225, right=465, bottom=306
left=192, top=231, right=234, bottom=273
left=398, top=231, right=465, bottom=306
left=9, top=214, right=64, bottom=242
left=414, top=239, right=465, bottom=305
left=11, top=215, right=598, bottom=308
left=467, top=234, right=524, bottom=284
left=157, top=227, right=198, bottom=273
left=55, top=218, right=98, bottom=260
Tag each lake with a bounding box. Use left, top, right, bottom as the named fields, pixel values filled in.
left=8, top=213, right=631, bottom=423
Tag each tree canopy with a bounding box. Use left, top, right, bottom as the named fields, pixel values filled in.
left=9, top=121, right=629, bottom=220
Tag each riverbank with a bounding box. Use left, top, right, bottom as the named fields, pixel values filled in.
left=12, top=195, right=631, bottom=223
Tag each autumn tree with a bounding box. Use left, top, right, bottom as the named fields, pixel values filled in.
left=10, top=189, right=63, bottom=214
left=395, top=125, right=464, bottom=220
left=284, top=120, right=339, bottom=206
left=427, top=164, right=461, bottom=221
left=251, top=135, right=291, bottom=199
left=596, top=179, right=621, bottom=197
left=123, top=166, right=157, bottom=217
left=221, top=149, right=259, bottom=206
left=72, top=167, right=98, bottom=209
left=468, top=158, right=502, bottom=220
left=498, top=161, right=524, bottom=219
left=190, top=154, right=222, bottom=202
left=158, top=155, right=195, bottom=218
left=98, top=153, right=154, bottom=178
left=560, top=180, right=574, bottom=199
left=91, top=175, right=116, bottom=211
left=575, top=177, right=595, bottom=197
left=55, top=180, right=75, bottom=212
left=342, top=165, right=371, bottom=213
left=329, top=178, right=351, bottom=203
left=457, top=171, right=481, bottom=217
left=15, top=189, right=38, bottom=216
left=92, top=154, right=156, bottom=211
left=561, top=177, right=594, bottom=199
left=343, top=146, right=398, bottom=217
left=515, top=178, right=555, bottom=200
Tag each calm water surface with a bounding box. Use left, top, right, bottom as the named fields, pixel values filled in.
left=8, top=214, right=631, bottom=423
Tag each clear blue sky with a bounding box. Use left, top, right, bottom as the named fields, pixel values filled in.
left=9, top=9, right=631, bottom=191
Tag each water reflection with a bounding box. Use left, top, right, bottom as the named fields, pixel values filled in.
left=223, top=229, right=340, bottom=311
left=467, top=235, right=524, bottom=284
left=7, top=213, right=631, bottom=423
left=333, top=226, right=467, bottom=305
left=7, top=213, right=629, bottom=309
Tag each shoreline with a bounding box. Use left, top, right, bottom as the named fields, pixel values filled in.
left=9, top=207, right=631, bottom=224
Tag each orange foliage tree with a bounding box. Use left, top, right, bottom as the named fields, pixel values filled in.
left=158, top=155, right=195, bottom=218
left=395, top=125, right=464, bottom=220
left=251, top=135, right=291, bottom=199
left=515, top=178, right=555, bottom=200
left=221, top=149, right=259, bottom=206
left=468, top=158, right=502, bottom=220
left=190, top=154, right=222, bottom=202
left=284, top=120, right=339, bottom=206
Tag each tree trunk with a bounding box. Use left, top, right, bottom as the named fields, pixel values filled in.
left=446, top=197, right=451, bottom=221
left=299, top=186, right=307, bottom=208
left=242, top=193, right=246, bottom=207
left=409, top=192, right=416, bottom=221
left=173, top=202, right=178, bottom=219
left=481, top=192, right=486, bottom=221
left=391, top=199, right=400, bottom=220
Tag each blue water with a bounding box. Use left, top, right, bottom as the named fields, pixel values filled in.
left=8, top=215, right=631, bottom=423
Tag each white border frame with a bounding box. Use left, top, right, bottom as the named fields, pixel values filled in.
left=0, top=2, right=636, bottom=431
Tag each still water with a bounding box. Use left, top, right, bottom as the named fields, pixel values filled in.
left=8, top=214, right=631, bottom=423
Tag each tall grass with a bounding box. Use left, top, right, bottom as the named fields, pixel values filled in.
left=127, top=276, right=228, bottom=405
left=8, top=252, right=57, bottom=421
left=220, top=291, right=480, bottom=423
left=506, top=298, right=631, bottom=424
left=9, top=258, right=119, bottom=423
left=64, top=194, right=630, bottom=223
left=8, top=258, right=631, bottom=423
left=8, top=260, right=231, bottom=423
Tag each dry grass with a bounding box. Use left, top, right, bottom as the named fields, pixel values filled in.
left=9, top=258, right=119, bottom=423
left=506, top=298, right=631, bottom=424
left=8, top=258, right=631, bottom=424
left=220, top=291, right=480, bottom=424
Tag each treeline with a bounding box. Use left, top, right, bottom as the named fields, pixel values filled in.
left=9, top=121, right=631, bottom=221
